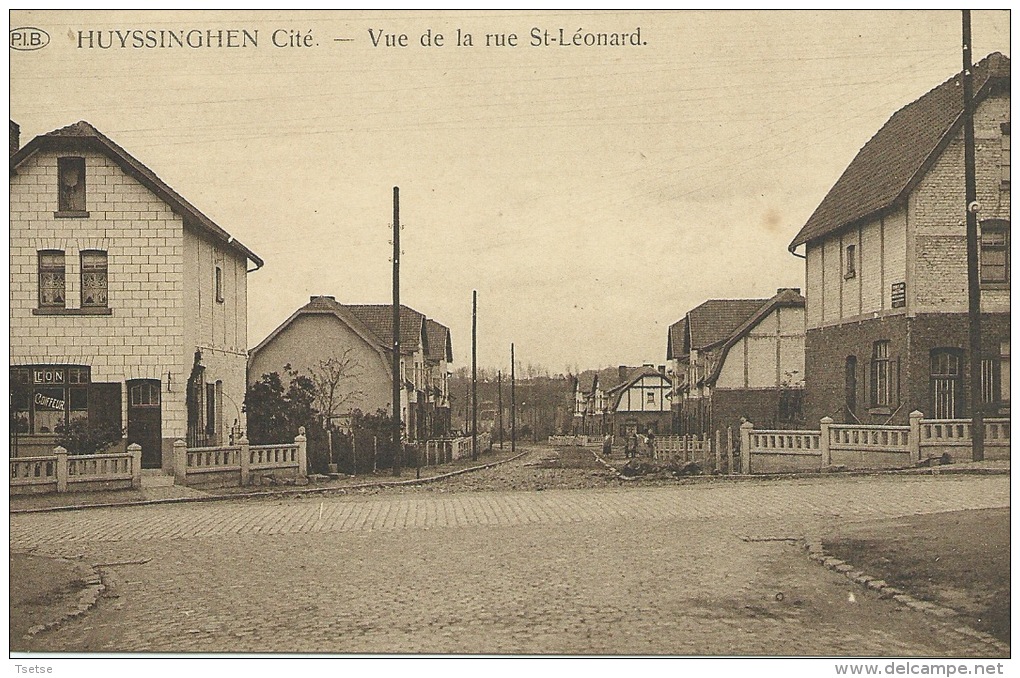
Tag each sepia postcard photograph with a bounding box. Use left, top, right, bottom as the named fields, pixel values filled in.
left=6, top=8, right=1012, bottom=673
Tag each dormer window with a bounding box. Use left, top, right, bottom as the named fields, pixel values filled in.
left=56, top=157, right=88, bottom=217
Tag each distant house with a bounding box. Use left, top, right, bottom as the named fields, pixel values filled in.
left=247, top=296, right=452, bottom=441
left=9, top=121, right=263, bottom=469
left=571, top=372, right=597, bottom=434
left=667, top=289, right=806, bottom=435
left=603, top=365, right=672, bottom=438
left=424, top=319, right=454, bottom=437
left=788, top=52, right=1010, bottom=424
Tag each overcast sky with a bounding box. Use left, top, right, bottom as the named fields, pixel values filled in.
left=9, top=10, right=1011, bottom=374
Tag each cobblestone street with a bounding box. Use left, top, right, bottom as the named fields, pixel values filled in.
left=10, top=448, right=1010, bottom=656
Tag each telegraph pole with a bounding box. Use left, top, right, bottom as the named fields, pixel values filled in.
left=471, top=290, right=478, bottom=461
left=497, top=370, right=504, bottom=449
left=511, top=343, right=516, bottom=453
left=962, top=11, right=984, bottom=461
left=391, top=187, right=402, bottom=476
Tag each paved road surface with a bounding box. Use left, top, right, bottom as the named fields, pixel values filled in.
left=10, top=473, right=1009, bottom=655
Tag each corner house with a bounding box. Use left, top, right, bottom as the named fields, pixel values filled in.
left=9, top=121, right=263, bottom=470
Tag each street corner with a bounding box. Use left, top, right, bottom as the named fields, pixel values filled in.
left=805, top=507, right=1010, bottom=653
left=9, top=550, right=105, bottom=648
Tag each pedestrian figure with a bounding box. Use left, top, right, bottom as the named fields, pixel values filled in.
left=624, top=433, right=636, bottom=459
left=646, top=431, right=656, bottom=457
left=602, top=434, right=612, bottom=458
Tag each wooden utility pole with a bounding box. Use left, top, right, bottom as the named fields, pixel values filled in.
left=962, top=11, right=984, bottom=461
left=471, top=290, right=478, bottom=461
left=391, top=187, right=403, bottom=476
left=497, top=370, right=504, bottom=449
left=511, top=343, right=516, bottom=453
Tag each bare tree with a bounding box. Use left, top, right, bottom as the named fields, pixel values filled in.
left=308, top=348, right=365, bottom=426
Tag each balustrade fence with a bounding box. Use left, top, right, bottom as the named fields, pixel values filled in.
left=421, top=432, right=492, bottom=466
left=741, top=412, right=1009, bottom=474
left=11, top=445, right=141, bottom=495
left=174, top=429, right=306, bottom=489
left=547, top=411, right=1009, bottom=476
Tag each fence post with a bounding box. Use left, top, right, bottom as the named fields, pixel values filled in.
left=727, top=427, right=735, bottom=475
left=54, top=445, right=68, bottom=493
left=238, top=434, right=250, bottom=486
left=296, top=427, right=308, bottom=477
left=820, top=417, right=833, bottom=468
left=714, top=429, right=722, bottom=474
left=173, top=439, right=188, bottom=486
left=739, top=421, right=753, bottom=475
left=128, top=443, right=142, bottom=489
left=908, top=410, right=923, bottom=463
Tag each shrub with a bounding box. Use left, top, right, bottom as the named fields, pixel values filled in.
left=55, top=418, right=123, bottom=456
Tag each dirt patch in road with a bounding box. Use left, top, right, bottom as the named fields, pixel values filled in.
left=10, top=552, right=89, bottom=646
left=823, top=508, right=1009, bottom=645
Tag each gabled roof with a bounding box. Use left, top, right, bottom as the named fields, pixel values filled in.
left=340, top=303, right=428, bottom=356
left=790, top=52, right=1010, bottom=250
left=705, top=288, right=806, bottom=385
left=688, top=299, right=767, bottom=350
left=249, top=296, right=436, bottom=368
left=666, top=317, right=688, bottom=359
left=609, top=366, right=671, bottom=409
left=10, top=120, right=263, bottom=268
left=575, top=371, right=598, bottom=394
left=424, top=319, right=454, bottom=363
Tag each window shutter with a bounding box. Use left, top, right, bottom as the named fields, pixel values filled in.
left=88, top=382, right=123, bottom=436
left=892, top=357, right=901, bottom=408
left=865, top=359, right=873, bottom=407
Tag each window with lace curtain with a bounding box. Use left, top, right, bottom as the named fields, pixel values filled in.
left=80, top=250, right=108, bottom=308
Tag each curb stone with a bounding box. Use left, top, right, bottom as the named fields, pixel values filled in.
left=10, top=450, right=532, bottom=515
left=802, top=538, right=1009, bottom=655
left=588, top=448, right=1007, bottom=483
left=22, top=556, right=106, bottom=640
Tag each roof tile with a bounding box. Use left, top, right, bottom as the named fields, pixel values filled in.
left=790, top=52, right=1010, bottom=249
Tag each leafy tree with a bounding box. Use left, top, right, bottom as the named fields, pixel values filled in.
left=244, top=365, right=319, bottom=445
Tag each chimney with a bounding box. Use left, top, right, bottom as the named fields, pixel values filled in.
left=310, top=295, right=336, bottom=302
left=9, top=120, right=20, bottom=156
left=777, top=287, right=801, bottom=296
left=658, top=365, right=666, bottom=375
left=618, top=365, right=629, bottom=381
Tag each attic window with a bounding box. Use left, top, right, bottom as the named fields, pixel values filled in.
left=215, top=266, right=224, bottom=303
left=56, top=157, right=88, bottom=216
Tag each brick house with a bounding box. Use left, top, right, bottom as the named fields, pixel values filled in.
left=789, top=52, right=1010, bottom=425
left=667, top=289, right=806, bottom=435
left=9, top=121, right=263, bottom=469
left=247, top=296, right=453, bottom=441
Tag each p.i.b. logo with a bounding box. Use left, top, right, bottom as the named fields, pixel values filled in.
left=10, top=27, right=50, bottom=51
